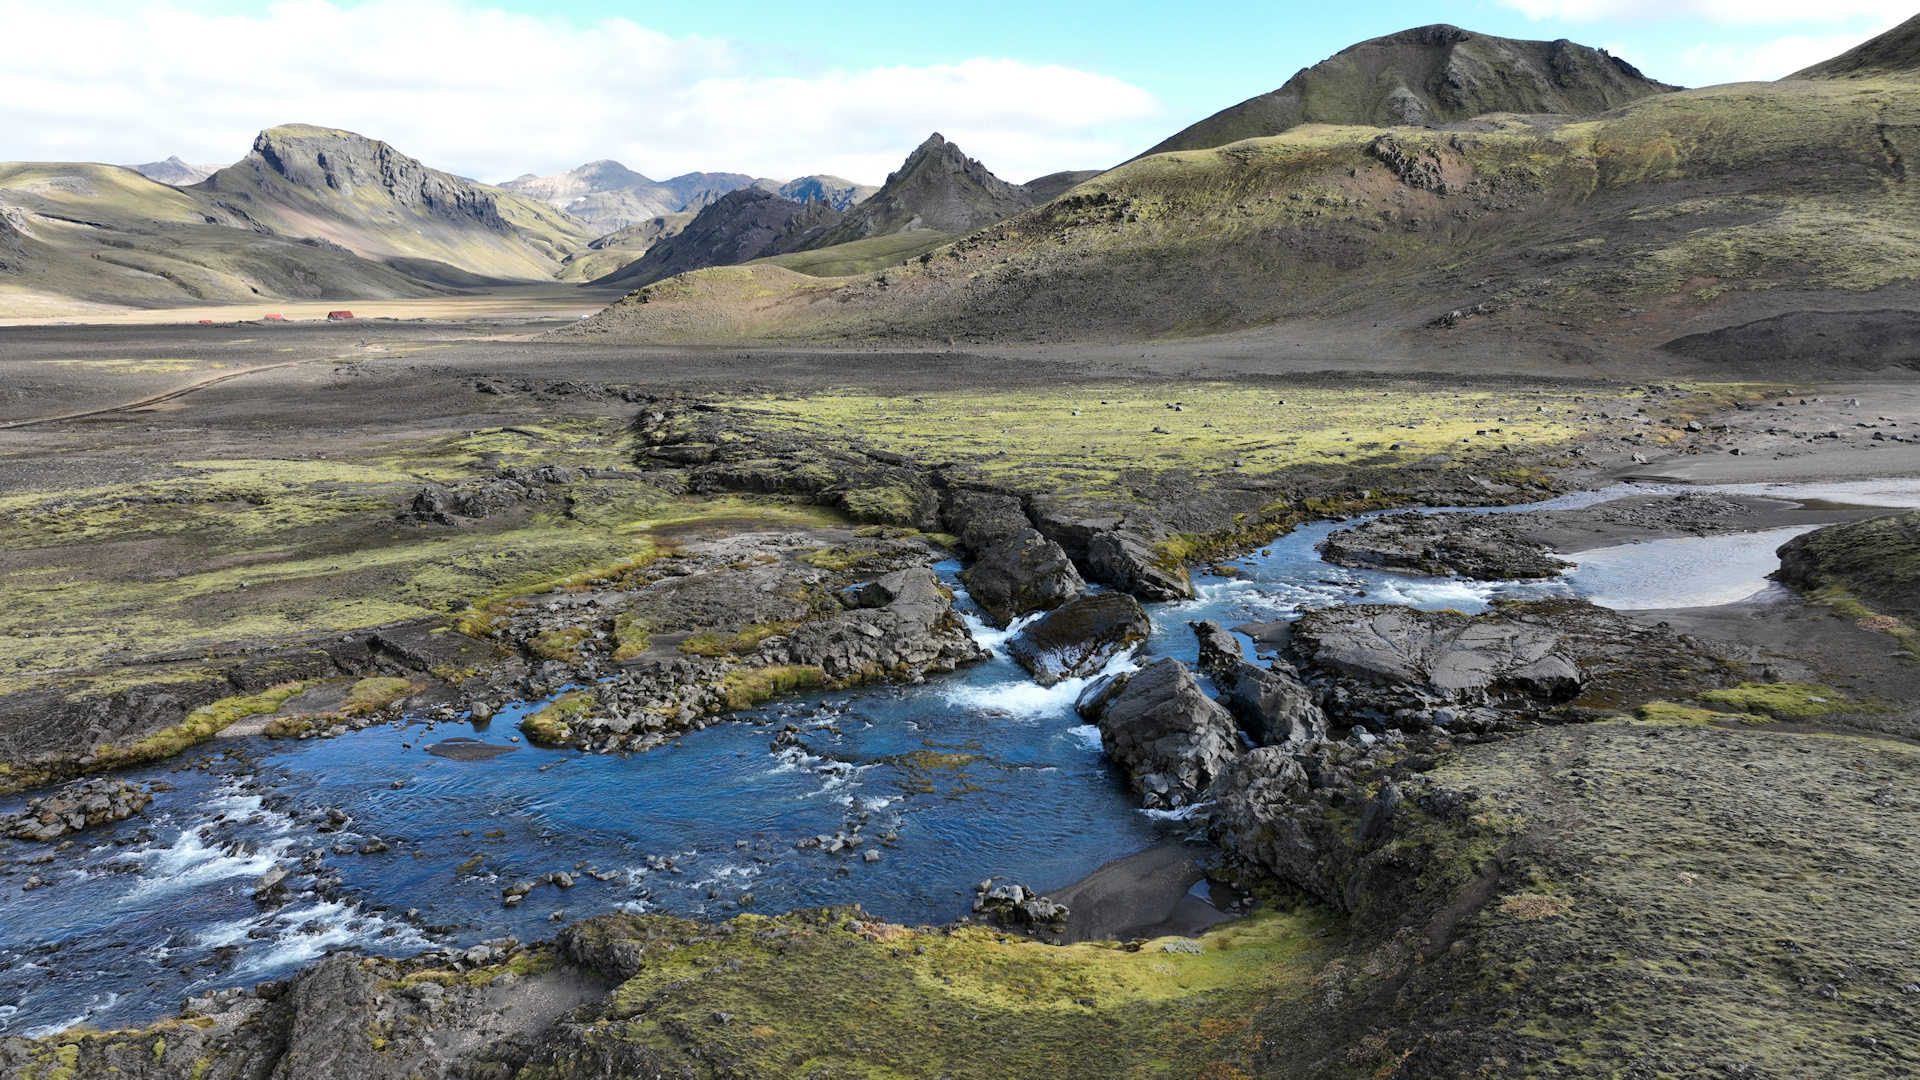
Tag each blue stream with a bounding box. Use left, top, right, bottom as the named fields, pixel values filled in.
left=2, top=479, right=1911, bottom=1035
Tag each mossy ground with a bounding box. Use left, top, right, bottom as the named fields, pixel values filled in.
left=1366, top=719, right=1920, bottom=1077
left=0, top=408, right=846, bottom=686
left=514, top=906, right=1338, bottom=1080
left=719, top=380, right=1737, bottom=501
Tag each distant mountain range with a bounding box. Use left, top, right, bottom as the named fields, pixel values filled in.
left=500, top=162, right=878, bottom=233
left=133, top=157, right=226, bottom=186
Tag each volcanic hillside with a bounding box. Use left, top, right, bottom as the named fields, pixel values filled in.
left=596, top=187, right=845, bottom=289
left=194, top=125, right=595, bottom=284
left=566, top=19, right=1920, bottom=378
left=1140, top=23, right=1677, bottom=157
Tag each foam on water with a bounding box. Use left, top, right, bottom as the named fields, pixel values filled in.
left=939, top=648, right=1139, bottom=719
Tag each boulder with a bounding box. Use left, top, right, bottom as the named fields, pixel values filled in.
left=1085, top=530, right=1194, bottom=601
left=1190, top=619, right=1243, bottom=679
left=1075, top=658, right=1240, bottom=809
left=1006, top=592, right=1151, bottom=685
left=960, top=528, right=1086, bottom=625
left=972, top=881, right=1070, bottom=926
left=1287, top=603, right=1582, bottom=729
left=1191, top=620, right=1326, bottom=746
left=1318, top=512, right=1571, bottom=580
left=1217, top=661, right=1328, bottom=747
left=943, top=490, right=1033, bottom=553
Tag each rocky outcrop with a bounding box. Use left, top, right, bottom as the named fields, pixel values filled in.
left=972, top=880, right=1070, bottom=927
left=1006, top=592, right=1150, bottom=685
left=1191, top=620, right=1326, bottom=747
left=504, top=537, right=986, bottom=752
left=2, top=779, right=151, bottom=841
left=961, top=528, right=1086, bottom=625
left=943, top=489, right=1033, bottom=553
left=1319, top=511, right=1572, bottom=580
left=1086, top=530, right=1194, bottom=601
left=1285, top=599, right=1742, bottom=731
left=771, top=567, right=987, bottom=682
left=1287, top=603, right=1581, bottom=730
left=1775, top=510, right=1920, bottom=621
left=630, top=400, right=941, bottom=529
left=1075, top=658, right=1241, bottom=809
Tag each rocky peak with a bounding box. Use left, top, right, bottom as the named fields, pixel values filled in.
left=800, top=132, right=1036, bottom=248
left=215, top=124, right=509, bottom=231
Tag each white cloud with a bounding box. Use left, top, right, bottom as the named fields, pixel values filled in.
left=0, top=0, right=1165, bottom=186
left=1675, top=32, right=1884, bottom=83
left=1500, top=0, right=1913, bottom=23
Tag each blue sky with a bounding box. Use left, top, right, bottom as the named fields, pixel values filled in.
left=0, top=0, right=1908, bottom=184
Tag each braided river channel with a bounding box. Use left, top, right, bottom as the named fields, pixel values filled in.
left=6, top=478, right=1919, bottom=1035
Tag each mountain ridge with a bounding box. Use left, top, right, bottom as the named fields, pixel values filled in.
left=1139, top=23, right=1677, bottom=158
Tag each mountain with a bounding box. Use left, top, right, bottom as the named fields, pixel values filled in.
left=1790, top=12, right=1920, bottom=79
left=593, top=187, right=842, bottom=289
left=1140, top=24, right=1676, bottom=157
left=557, top=212, right=695, bottom=283
left=0, top=162, right=443, bottom=312
left=194, top=124, right=594, bottom=283
left=564, top=24, right=1920, bottom=370
left=132, top=156, right=224, bottom=186
left=501, top=163, right=769, bottom=232
left=798, top=134, right=1041, bottom=251
left=0, top=124, right=606, bottom=313
left=660, top=172, right=758, bottom=211
left=752, top=175, right=880, bottom=210
left=1022, top=170, right=1104, bottom=202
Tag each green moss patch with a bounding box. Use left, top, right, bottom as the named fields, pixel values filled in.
left=719, top=665, right=827, bottom=710
left=521, top=690, right=596, bottom=746
left=91, top=681, right=305, bottom=770
left=1697, top=681, right=1851, bottom=720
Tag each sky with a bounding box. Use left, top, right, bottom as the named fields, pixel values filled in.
left=0, top=0, right=1911, bottom=187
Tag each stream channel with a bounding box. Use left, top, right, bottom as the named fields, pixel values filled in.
left=5, top=478, right=1919, bottom=1035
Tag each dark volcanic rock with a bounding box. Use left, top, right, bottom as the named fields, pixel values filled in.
left=1191, top=619, right=1245, bottom=679
left=1287, top=603, right=1580, bottom=728
left=1319, top=511, right=1572, bottom=580
left=1006, top=591, right=1151, bottom=685
left=1086, top=530, right=1195, bottom=601
left=272, top=953, right=383, bottom=1079
left=1075, top=658, right=1241, bottom=809
left=961, top=528, right=1086, bottom=625
left=1192, top=620, right=1327, bottom=746
left=3, top=778, right=151, bottom=841
left=1285, top=598, right=1742, bottom=730
left=943, top=489, right=1033, bottom=553
left=772, top=567, right=988, bottom=683
left=972, top=881, right=1070, bottom=927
